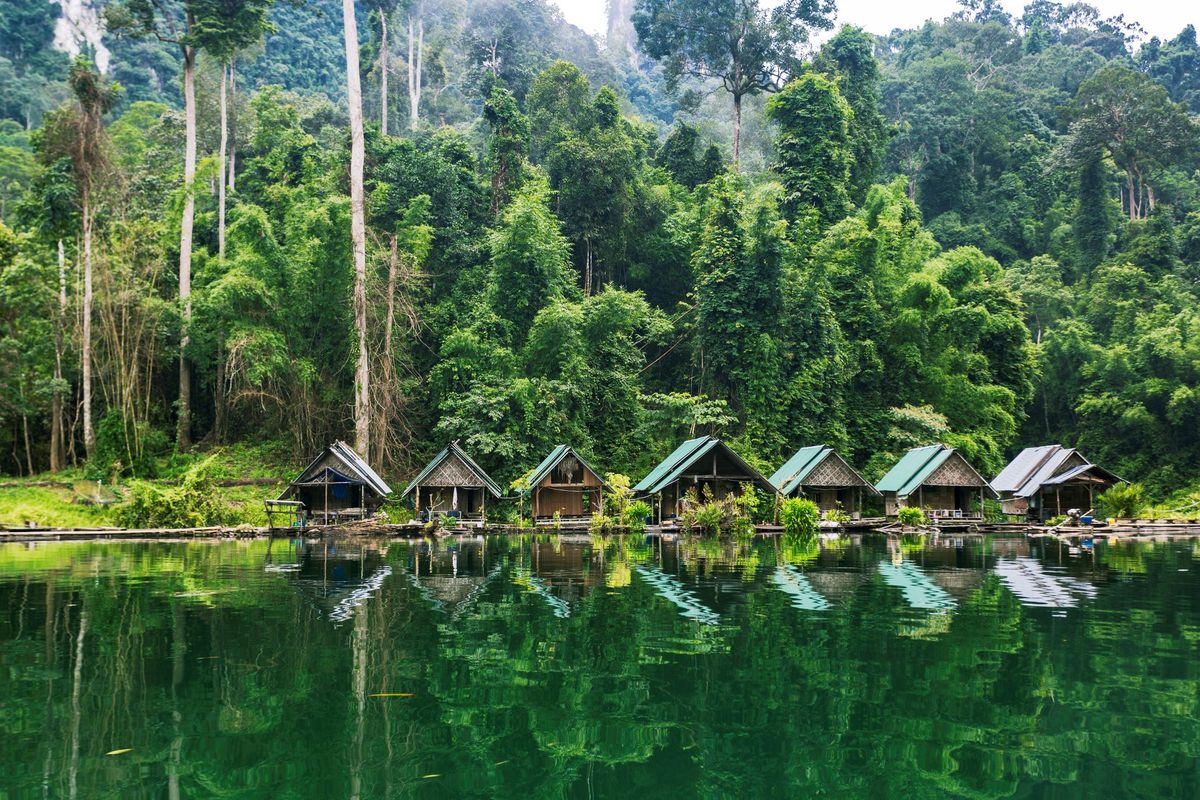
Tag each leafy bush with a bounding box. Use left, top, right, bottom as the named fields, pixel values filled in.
left=691, top=503, right=724, bottom=535
left=590, top=513, right=615, bottom=534
left=115, top=457, right=235, bottom=529
left=824, top=505, right=850, bottom=523
left=1097, top=482, right=1146, bottom=518
left=623, top=499, right=653, bottom=533
left=781, top=498, right=819, bottom=538
left=898, top=506, right=927, bottom=528
left=605, top=473, right=633, bottom=517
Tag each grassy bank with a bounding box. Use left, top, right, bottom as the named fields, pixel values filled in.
left=0, top=442, right=292, bottom=529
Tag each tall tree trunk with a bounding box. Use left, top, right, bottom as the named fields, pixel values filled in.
left=407, top=11, right=423, bottom=131
left=228, top=59, right=237, bottom=192
left=343, top=0, right=370, bottom=458
left=373, top=235, right=399, bottom=468
left=380, top=13, right=388, bottom=136
left=214, top=340, right=227, bottom=443
left=81, top=189, right=95, bottom=458
left=732, top=93, right=742, bottom=166
left=177, top=42, right=197, bottom=452
left=51, top=239, right=66, bottom=471
left=218, top=63, right=228, bottom=259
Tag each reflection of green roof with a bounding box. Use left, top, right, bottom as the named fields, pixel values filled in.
left=878, top=561, right=957, bottom=610
left=401, top=441, right=502, bottom=498
left=875, top=445, right=952, bottom=497
left=526, top=444, right=606, bottom=490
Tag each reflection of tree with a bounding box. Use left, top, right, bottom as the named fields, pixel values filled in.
left=1, top=537, right=1198, bottom=797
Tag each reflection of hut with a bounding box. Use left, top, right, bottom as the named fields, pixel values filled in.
left=527, top=445, right=606, bottom=522
left=875, top=444, right=997, bottom=519
left=274, top=441, right=392, bottom=524
left=991, top=445, right=1122, bottom=521
left=401, top=441, right=502, bottom=526
left=634, top=436, right=778, bottom=524
left=769, top=445, right=880, bottom=515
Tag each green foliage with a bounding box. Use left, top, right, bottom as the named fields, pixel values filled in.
left=780, top=497, right=819, bottom=538
left=624, top=499, right=653, bottom=532
left=766, top=73, right=852, bottom=223
left=898, top=506, right=926, bottom=527
left=115, top=456, right=236, bottom=528
left=1097, top=482, right=1146, bottom=519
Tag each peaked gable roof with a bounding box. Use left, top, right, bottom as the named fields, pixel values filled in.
left=278, top=440, right=392, bottom=500
left=401, top=441, right=503, bottom=498
left=993, top=445, right=1122, bottom=498
left=769, top=445, right=880, bottom=497
left=634, top=435, right=777, bottom=496
left=527, top=445, right=606, bottom=489
left=991, top=445, right=1061, bottom=494
left=875, top=444, right=994, bottom=498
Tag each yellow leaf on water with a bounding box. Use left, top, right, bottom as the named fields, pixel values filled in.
left=105, top=749, right=132, bottom=756
left=422, top=774, right=441, bottom=779
left=368, top=692, right=414, bottom=697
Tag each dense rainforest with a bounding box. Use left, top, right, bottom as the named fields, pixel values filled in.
left=0, top=0, right=1198, bottom=503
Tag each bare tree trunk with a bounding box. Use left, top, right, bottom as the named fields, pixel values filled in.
left=177, top=42, right=197, bottom=452
left=214, top=341, right=227, bottom=443
left=228, top=59, right=237, bottom=192
left=732, top=93, right=742, bottom=166
left=407, top=11, right=423, bottom=131
left=51, top=239, right=67, bottom=471
left=584, top=237, right=592, bottom=297
left=343, top=0, right=370, bottom=458
left=380, top=13, right=388, bottom=136
left=81, top=189, right=95, bottom=458
left=218, top=63, right=228, bottom=259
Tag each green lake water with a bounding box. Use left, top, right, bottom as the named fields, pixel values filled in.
left=1, top=533, right=1197, bottom=799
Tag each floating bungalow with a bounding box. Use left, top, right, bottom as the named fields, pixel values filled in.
left=991, top=445, right=1122, bottom=521
left=634, top=435, right=777, bottom=524
left=401, top=441, right=502, bottom=526
left=769, top=445, right=880, bottom=516
left=527, top=445, right=606, bottom=523
left=272, top=440, right=392, bottom=525
left=875, top=444, right=997, bottom=520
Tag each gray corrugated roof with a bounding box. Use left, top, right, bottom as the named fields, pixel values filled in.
left=1041, top=462, right=1123, bottom=486
left=401, top=441, right=503, bottom=498
left=1014, top=447, right=1076, bottom=497
left=278, top=440, right=393, bottom=500
left=991, top=445, right=1060, bottom=493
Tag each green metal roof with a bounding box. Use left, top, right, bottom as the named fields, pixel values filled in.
left=525, top=444, right=606, bottom=490
left=634, top=435, right=777, bottom=496
left=875, top=445, right=950, bottom=497
left=769, top=445, right=830, bottom=495
left=633, top=436, right=712, bottom=493
left=875, top=444, right=997, bottom=498
left=401, top=441, right=503, bottom=498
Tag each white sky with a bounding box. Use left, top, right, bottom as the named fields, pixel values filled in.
left=549, top=0, right=1197, bottom=42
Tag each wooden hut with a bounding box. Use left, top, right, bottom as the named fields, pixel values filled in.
left=875, top=444, right=997, bottom=520
left=769, top=445, right=880, bottom=516
left=527, top=445, right=606, bottom=523
left=273, top=440, right=392, bottom=525
left=634, top=436, right=777, bottom=524
left=401, top=441, right=502, bottom=526
left=991, top=445, right=1122, bottom=521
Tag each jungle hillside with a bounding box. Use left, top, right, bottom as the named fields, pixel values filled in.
left=1, top=0, right=1199, bottom=520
